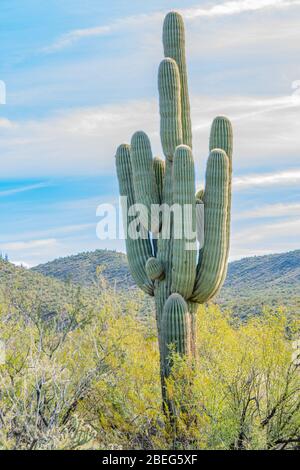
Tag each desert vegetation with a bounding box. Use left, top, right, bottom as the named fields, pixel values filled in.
left=0, top=266, right=299, bottom=450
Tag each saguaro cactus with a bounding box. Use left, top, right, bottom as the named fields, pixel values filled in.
left=116, top=12, right=233, bottom=391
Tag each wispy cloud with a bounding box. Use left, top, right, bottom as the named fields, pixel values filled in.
left=44, top=0, right=300, bottom=52
left=12, top=261, right=31, bottom=269
left=234, top=217, right=300, bottom=242
left=1, top=92, right=299, bottom=177
left=193, top=94, right=300, bottom=131
left=56, top=196, right=118, bottom=210
left=234, top=202, right=300, bottom=219
left=43, top=12, right=163, bottom=52
left=1, top=223, right=95, bottom=244
left=0, top=100, right=159, bottom=177
left=184, top=0, right=300, bottom=18
left=0, top=182, right=51, bottom=197
left=234, top=169, right=300, bottom=189
left=0, top=238, right=57, bottom=252
left=230, top=217, right=300, bottom=259
left=0, top=118, right=14, bottom=129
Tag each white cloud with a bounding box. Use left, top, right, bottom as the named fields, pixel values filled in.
left=229, top=245, right=299, bottom=260
left=0, top=100, right=159, bottom=177
left=0, top=118, right=14, bottom=129
left=184, top=0, right=300, bottom=18
left=234, top=202, right=300, bottom=219
left=234, top=217, right=300, bottom=242
left=44, top=0, right=300, bottom=52
left=55, top=195, right=118, bottom=210
left=1, top=92, right=300, bottom=177
left=12, top=261, right=31, bottom=269
left=7, top=235, right=125, bottom=267
left=194, top=94, right=300, bottom=172
left=230, top=217, right=300, bottom=259
left=43, top=12, right=163, bottom=52
left=1, top=238, right=63, bottom=267
left=0, top=182, right=51, bottom=197
left=233, top=169, right=300, bottom=189
left=199, top=95, right=300, bottom=125
left=0, top=239, right=57, bottom=252
left=1, top=223, right=95, bottom=244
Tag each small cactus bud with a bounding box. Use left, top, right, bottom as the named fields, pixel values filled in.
left=146, top=257, right=165, bottom=281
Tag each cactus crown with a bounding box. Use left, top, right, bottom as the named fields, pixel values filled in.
left=116, top=12, right=233, bottom=378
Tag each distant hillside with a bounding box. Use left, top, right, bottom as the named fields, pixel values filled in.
left=32, top=250, right=134, bottom=290
left=0, top=258, right=98, bottom=321
left=225, top=250, right=300, bottom=289
left=218, top=250, right=300, bottom=317
left=32, top=249, right=300, bottom=318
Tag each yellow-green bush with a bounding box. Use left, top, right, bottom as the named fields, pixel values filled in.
left=166, top=306, right=300, bottom=450
left=0, top=286, right=298, bottom=450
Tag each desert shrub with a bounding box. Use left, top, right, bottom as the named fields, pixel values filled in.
left=0, top=284, right=298, bottom=450
left=166, top=306, right=300, bottom=450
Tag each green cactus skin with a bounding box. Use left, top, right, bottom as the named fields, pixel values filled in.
left=115, top=12, right=233, bottom=395
left=171, top=145, right=197, bottom=299
left=158, top=58, right=182, bottom=160
left=146, top=257, right=165, bottom=281
left=131, top=131, right=160, bottom=234
left=191, top=149, right=229, bottom=303
left=153, top=157, right=165, bottom=203
left=163, top=12, right=192, bottom=149
left=208, top=116, right=233, bottom=298
left=162, top=293, right=191, bottom=377
left=116, top=144, right=154, bottom=296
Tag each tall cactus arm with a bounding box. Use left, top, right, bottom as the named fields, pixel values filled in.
left=153, top=157, right=165, bottom=203
left=158, top=58, right=183, bottom=160
left=157, top=57, right=181, bottom=285
left=171, top=145, right=197, bottom=298
left=116, top=144, right=154, bottom=295
left=209, top=116, right=233, bottom=163
left=131, top=131, right=160, bottom=234
left=163, top=12, right=192, bottom=149
left=209, top=116, right=233, bottom=226
left=156, top=58, right=182, bottom=286
left=191, top=149, right=229, bottom=303
left=208, top=116, right=233, bottom=297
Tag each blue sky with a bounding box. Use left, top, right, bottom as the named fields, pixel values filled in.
left=1, top=0, right=300, bottom=266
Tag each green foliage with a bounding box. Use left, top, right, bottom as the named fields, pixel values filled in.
left=166, top=306, right=300, bottom=450
left=0, top=276, right=154, bottom=449
left=0, top=278, right=298, bottom=450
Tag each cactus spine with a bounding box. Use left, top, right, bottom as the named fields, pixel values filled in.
left=115, top=12, right=233, bottom=397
